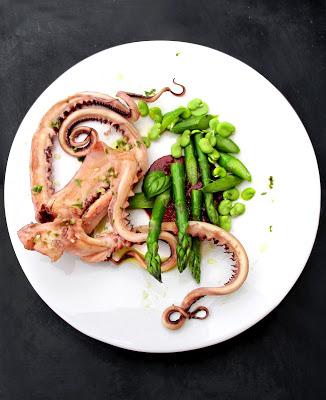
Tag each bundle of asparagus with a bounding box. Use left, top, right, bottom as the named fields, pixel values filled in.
left=129, top=97, right=254, bottom=282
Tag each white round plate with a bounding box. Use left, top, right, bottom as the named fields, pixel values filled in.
left=5, top=41, right=320, bottom=353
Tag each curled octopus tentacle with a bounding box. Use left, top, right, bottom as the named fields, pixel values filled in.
left=59, top=79, right=186, bottom=157
left=119, top=78, right=186, bottom=103
left=63, top=126, right=99, bottom=157
left=112, top=199, right=249, bottom=331
left=161, top=221, right=249, bottom=330
left=57, top=107, right=147, bottom=173
left=30, top=81, right=183, bottom=221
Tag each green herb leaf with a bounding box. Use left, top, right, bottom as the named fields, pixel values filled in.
left=50, top=119, right=61, bottom=129
left=107, top=167, right=118, bottom=178
left=32, top=185, right=43, bottom=193
left=33, top=234, right=41, bottom=243
left=71, top=201, right=83, bottom=209
left=269, top=176, right=274, bottom=189
left=143, top=171, right=171, bottom=199
left=128, top=192, right=154, bottom=209
left=74, top=179, right=82, bottom=187
left=114, top=139, right=132, bottom=151
left=144, top=88, right=156, bottom=97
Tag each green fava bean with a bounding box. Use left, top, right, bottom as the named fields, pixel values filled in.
left=205, top=131, right=217, bottom=147
left=191, top=102, right=209, bottom=117
left=218, top=199, right=232, bottom=216
left=188, top=98, right=202, bottom=110
left=219, top=153, right=252, bottom=181
left=171, top=142, right=182, bottom=158
left=149, top=107, right=163, bottom=123
left=230, top=202, right=246, bottom=217
left=148, top=123, right=162, bottom=140
left=209, top=149, right=220, bottom=161
left=138, top=100, right=149, bottom=117
left=181, top=108, right=192, bottom=119
left=219, top=215, right=232, bottom=232
left=213, top=166, right=227, bottom=178
left=216, top=121, right=236, bottom=138
left=209, top=117, right=219, bottom=131
left=198, top=137, right=214, bottom=154
left=179, top=130, right=191, bottom=147
left=223, top=188, right=239, bottom=201
left=241, top=187, right=256, bottom=200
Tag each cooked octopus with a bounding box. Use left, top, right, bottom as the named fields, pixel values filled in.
left=17, top=82, right=249, bottom=330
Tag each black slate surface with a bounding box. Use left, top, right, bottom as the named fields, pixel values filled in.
left=0, top=1, right=325, bottom=399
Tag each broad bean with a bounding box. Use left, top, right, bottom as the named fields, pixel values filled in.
left=171, top=142, right=182, bottom=158
left=198, top=137, right=214, bottom=154
left=241, top=187, right=256, bottom=200
left=230, top=202, right=246, bottom=217
left=218, top=199, right=232, bottom=216
left=223, top=188, right=239, bottom=201
left=219, top=215, right=232, bottom=232
left=148, top=123, right=162, bottom=140
left=138, top=100, right=149, bottom=117
left=216, top=121, right=235, bottom=138
left=149, top=107, right=163, bottom=123
left=212, top=166, right=227, bottom=178
left=179, top=130, right=191, bottom=147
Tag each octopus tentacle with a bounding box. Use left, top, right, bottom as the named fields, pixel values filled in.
left=121, top=78, right=186, bottom=102
left=112, top=227, right=177, bottom=272
left=18, top=219, right=129, bottom=263
left=30, top=92, right=131, bottom=220
left=115, top=79, right=186, bottom=121
left=31, top=84, right=181, bottom=221
left=57, top=107, right=147, bottom=174
left=62, top=126, right=99, bottom=157
left=162, top=221, right=249, bottom=330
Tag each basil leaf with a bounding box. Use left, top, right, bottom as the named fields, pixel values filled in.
left=143, top=171, right=171, bottom=199
left=128, top=193, right=154, bottom=209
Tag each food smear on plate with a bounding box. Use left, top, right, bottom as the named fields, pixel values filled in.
left=17, top=80, right=251, bottom=330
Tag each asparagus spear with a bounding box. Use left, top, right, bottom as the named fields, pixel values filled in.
left=194, top=133, right=220, bottom=225
left=145, top=189, right=170, bottom=282
left=189, top=189, right=202, bottom=283
left=171, top=162, right=192, bottom=272
left=184, top=141, right=202, bottom=282
left=184, top=140, right=198, bottom=185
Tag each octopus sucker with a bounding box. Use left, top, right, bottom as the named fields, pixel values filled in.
left=18, top=81, right=249, bottom=330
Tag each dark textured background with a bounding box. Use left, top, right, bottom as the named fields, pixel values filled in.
left=1, top=0, right=325, bottom=399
